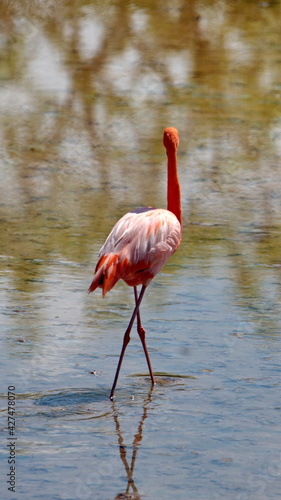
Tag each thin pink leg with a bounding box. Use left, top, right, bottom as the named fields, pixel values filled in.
left=110, top=285, right=147, bottom=399
left=134, top=287, right=155, bottom=387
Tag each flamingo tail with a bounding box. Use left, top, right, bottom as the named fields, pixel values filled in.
left=88, top=254, right=119, bottom=297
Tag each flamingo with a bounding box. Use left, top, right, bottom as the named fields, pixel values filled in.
left=88, top=127, right=181, bottom=399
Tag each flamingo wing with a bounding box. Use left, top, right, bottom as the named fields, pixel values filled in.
left=88, top=207, right=181, bottom=296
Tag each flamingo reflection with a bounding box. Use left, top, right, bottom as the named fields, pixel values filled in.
left=112, top=390, right=153, bottom=499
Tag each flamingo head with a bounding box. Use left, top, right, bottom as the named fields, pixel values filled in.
left=163, top=127, right=179, bottom=151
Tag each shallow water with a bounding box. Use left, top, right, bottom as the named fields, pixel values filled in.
left=1, top=1, right=281, bottom=499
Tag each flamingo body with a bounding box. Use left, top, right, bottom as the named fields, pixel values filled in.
left=89, top=207, right=181, bottom=296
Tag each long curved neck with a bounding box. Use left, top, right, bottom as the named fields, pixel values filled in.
left=167, top=147, right=182, bottom=225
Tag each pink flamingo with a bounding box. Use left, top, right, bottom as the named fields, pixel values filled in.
left=89, top=127, right=182, bottom=399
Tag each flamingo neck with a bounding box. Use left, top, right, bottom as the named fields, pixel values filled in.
left=167, top=148, right=182, bottom=225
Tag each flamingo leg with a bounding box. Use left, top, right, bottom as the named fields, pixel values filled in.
left=110, top=285, right=147, bottom=399
left=134, top=287, right=155, bottom=387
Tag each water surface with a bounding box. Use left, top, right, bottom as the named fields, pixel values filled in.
left=1, top=1, right=281, bottom=499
